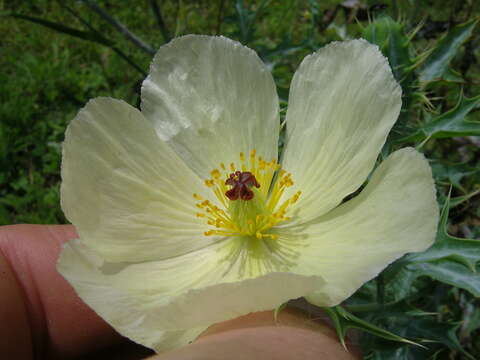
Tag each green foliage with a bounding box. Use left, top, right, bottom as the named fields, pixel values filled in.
left=323, top=306, right=422, bottom=350
left=379, top=198, right=480, bottom=300
left=419, top=19, right=479, bottom=83
left=363, top=16, right=415, bottom=102
left=10, top=13, right=114, bottom=46
left=347, top=197, right=480, bottom=358
left=367, top=317, right=471, bottom=359
left=408, top=198, right=480, bottom=272
left=402, top=94, right=480, bottom=141
left=362, top=15, right=417, bottom=141
left=2, top=0, right=480, bottom=358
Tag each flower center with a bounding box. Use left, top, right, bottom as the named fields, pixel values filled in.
left=225, top=171, right=260, bottom=201
left=193, top=150, right=301, bottom=240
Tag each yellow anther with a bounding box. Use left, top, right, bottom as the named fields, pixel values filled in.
left=198, top=149, right=301, bottom=240
left=211, top=169, right=221, bottom=179
left=291, top=191, right=301, bottom=203
left=264, top=233, right=278, bottom=240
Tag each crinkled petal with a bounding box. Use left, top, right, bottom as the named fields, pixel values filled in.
left=57, top=239, right=206, bottom=352
left=282, top=148, right=438, bottom=306
left=61, top=98, right=218, bottom=263
left=141, top=35, right=280, bottom=178
left=281, top=39, right=402, bottom=222
left=57, top=238, right=325, bottom=352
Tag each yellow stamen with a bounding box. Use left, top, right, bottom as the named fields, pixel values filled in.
left=194, top=150, right=301, bottom=240
left=211, top=169, right=221, bottom=179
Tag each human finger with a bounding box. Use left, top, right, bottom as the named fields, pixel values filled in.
left=154, top=309, right=359, bottom=360
left=0, top=224, right=145, bottom=359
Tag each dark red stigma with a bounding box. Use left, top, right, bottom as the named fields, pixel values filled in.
left=225, top=171, right=260, bottom=201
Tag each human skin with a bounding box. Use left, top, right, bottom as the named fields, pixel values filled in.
left=0, top=225, right=359, bottom=360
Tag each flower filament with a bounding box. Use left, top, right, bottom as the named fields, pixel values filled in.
left=193, top=150, right=301, bottom=240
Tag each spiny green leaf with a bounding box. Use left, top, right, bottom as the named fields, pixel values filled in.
left=406, top=196, right=480, bottom=271
left=322, top=307, right=347, bottom=348
left=382, top=266, right=422, bottom=303
left=402, top=318, right=471, bottom=357
left=323, top=306, right=422, bottom=350
left=409, top=261, right=480, bottom=297
left=443, top=68, right=464, bottom=83
left=363, top=16, right=415, bottom=94
left=401, top=94, right=480, bottom=141
left=419, top=18, right=478, bottom=82
left=353, top=302, right=437, bottom=321
left=445, top=189, right=480, bottom=208
left=368, top=318, right=473, bottom=360
left=431, top=162, right=478, bottom=192
left=381, top=194, right=480, bottom=301
left=363, top=16, right=392, bottom=49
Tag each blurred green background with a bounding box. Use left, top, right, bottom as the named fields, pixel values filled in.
left=1, top=0, right=480, bottom=358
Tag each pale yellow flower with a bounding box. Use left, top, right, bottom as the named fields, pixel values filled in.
left=57, top=36, right=438, bottom=352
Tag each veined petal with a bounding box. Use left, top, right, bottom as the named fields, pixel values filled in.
left=61, top=98, right=218, bottom=263
left=57, top=239, right=206, bottom=352
left=141, top=35, right=280, bottom=179
left=58, top=238, right=325, bottom=352
left=283, top=148, right=438, bottom=306
left=281, top=39, right=402, bottom=222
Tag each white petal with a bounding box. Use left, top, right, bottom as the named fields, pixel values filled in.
left=281, top=39, right=402, bottom=222
left=141, top=35, right=280, bottom=178
left=284, top=148, right=438, bottom=306
left=61, top=98, right=218, bottom=263
left=57, top=239, right=206, bottom=352
left=58, top=238, right=324, bottom=352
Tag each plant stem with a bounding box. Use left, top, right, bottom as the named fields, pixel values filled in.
left=149, top=0, right=171, bottom=42
left=216, top=0, right=226, bottom=35
left=80, top=0, right=156, bottom=55
left=60, top=2, right=147, bottom=76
